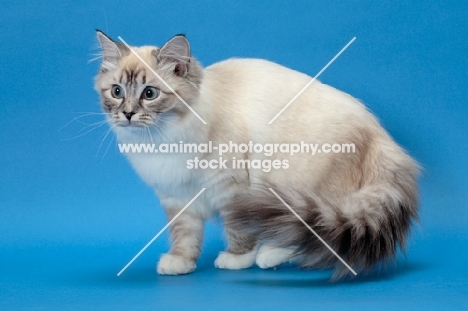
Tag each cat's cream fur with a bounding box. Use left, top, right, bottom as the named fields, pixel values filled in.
left=95, top=31, right=419, bottom=279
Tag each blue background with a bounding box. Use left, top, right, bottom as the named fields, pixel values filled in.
left=1, top=1, right=467, bottom=309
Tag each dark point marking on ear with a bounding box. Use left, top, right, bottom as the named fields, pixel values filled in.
left=96, top=29, right=111, bottom=40
left=96, top=30, right=130, bottom=68
left=158, top=34, right=191, bottom=77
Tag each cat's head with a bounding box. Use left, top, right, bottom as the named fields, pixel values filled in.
left=94, top=30, right=203, bottom=129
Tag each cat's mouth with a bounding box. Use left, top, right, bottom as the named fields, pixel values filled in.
left=116, top=120, right=151, bottom=128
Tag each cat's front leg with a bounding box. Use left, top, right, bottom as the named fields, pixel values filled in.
left=157, top=208, right=204, bottom=275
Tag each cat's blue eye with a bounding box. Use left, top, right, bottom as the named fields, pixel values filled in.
left=111, top=85, right=124, bottom=99
left=143, top=86, right=159, bottom=100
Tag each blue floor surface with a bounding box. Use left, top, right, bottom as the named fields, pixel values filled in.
left=2, top=228, right=468, bottom=310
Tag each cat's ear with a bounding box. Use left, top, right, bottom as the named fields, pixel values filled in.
left=96, top=30, right=128, bottom=70
left=158, top=34, right=191, bottom=77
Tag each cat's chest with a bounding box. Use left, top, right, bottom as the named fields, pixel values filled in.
left=125, top=152, right=197, bottom=189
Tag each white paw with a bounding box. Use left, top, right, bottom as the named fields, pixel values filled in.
left=157, top=253, right=196, bottom=275
left=256, top=245, right=295, bottom=269
left=214, top=250, right=257, bottom=270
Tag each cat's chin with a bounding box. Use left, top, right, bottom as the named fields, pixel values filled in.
left=113, top=124, right=151, bottom=143
left=113, top=123, right=149, bottom=134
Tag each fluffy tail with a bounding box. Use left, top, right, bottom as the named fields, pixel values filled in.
left=223, top=166, right=419, bottom=279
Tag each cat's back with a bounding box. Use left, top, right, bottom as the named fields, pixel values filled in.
left=202, top=58, right=378, bottom=135
left=203, top=58, right=317, bottom=123
left=204, top=58, right=310, bottom=89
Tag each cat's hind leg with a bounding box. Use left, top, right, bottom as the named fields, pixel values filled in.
left=255, top=244, right=296, bottom=269
left=214, top=226, right=257, bottom=270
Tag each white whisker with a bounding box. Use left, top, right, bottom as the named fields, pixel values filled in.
left=157, top=116, right=184, bottom=131
left=60, top=111, right=108, bottom=132
left=153, top=124, right=172, bottom=143
left=61, top=122, right=107, bottom=141
left=101, top=130, right=116, bottom=161
left=151, top=125, right=167, bottom=143
left=146, top=127, right=155, bottom=145
left=96, top=125, right=115, bottom=156
left=79, top=120, right=108, bottom=133
left=157, top=116, right=185, bottom=134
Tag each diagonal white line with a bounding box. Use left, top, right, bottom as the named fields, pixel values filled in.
left=117, top=188, right=206, bottom=276
left=268, top=37, right=356, bottom=124
left=118, top=36, right=207, bottom=125
left=268, top=188, right=357, bottom=276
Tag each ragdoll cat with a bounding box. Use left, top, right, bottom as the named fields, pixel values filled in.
left=94, top=30, right=419, bottom=279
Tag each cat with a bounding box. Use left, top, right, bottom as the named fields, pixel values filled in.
left=94, top=30, right=419, bottom=279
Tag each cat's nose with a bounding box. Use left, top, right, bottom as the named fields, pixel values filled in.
left=124, top=111, right=136, bottom=121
